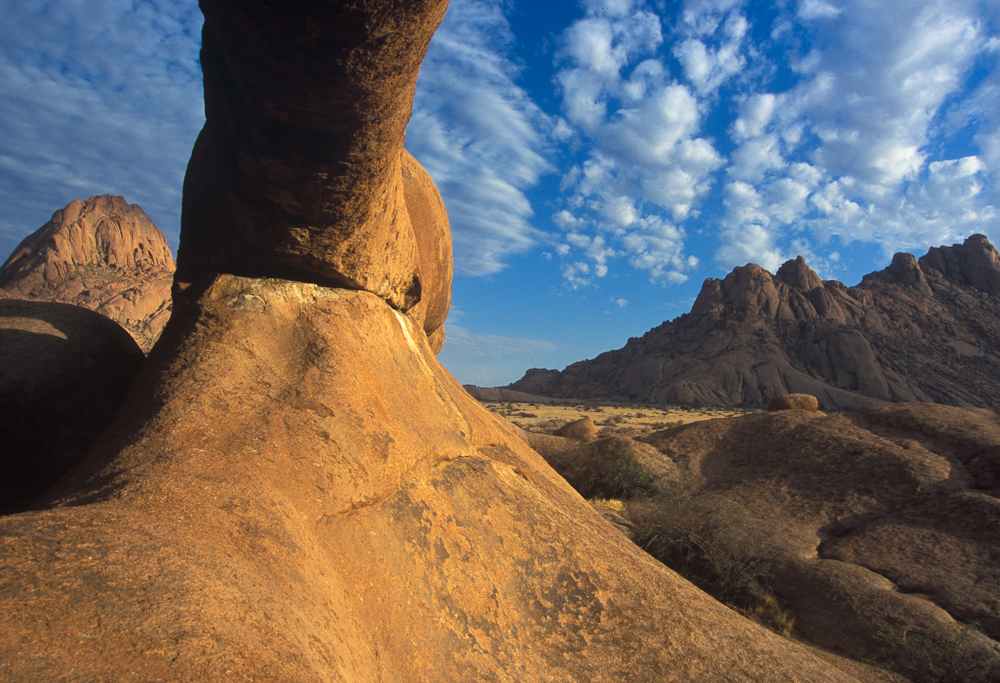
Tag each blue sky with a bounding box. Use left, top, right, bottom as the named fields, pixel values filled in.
left=1, top=0, right=998, bottom=387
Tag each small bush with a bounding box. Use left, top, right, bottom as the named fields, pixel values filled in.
left=626, top=485, right=793, bottom=635
left=870, top=620, right=1000, bottom=683
left=594, top=447, right=654, bottom=500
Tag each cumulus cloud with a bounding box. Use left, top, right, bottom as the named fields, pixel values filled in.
left=550, top=0, right=742, bottom=287
left=673, top=13, right=749, bottom=95
left=0, top=0, right=204, bottom=258
left=407, top=0, right=553, bottom=277
left=716, top=223, right=785, bottom=273
left=711, top=0, right=998, bottom=273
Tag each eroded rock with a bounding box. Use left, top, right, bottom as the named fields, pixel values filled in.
left=177, top=0, right=451, bottom=313
left=0, top=195, right=175, bottom=352
left=0, top=275, right=857, bottom=681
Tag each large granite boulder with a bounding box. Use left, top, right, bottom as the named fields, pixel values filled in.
left=177, top=0, right=451, bottom=313
left=0, top=299, right=144, bottom=514
left=0, top=195, right=175, bottom=352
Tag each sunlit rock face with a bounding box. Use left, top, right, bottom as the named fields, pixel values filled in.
left=0, top=194, right=175, bottom=352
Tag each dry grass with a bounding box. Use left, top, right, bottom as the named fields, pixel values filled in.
left=482, top=400, right=755, bottom=433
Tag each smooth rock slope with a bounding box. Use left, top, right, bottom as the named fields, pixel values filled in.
left=509, top=236, right=1000, bottom=410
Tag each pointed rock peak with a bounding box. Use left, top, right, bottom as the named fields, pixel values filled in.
left=0, top=195, right=176, bottom=352
left=869, top=251, right=934, bottom=295
left=775, top=255, right=822, bottom=291
left=918, top=233, right=1000, bottom=294
left=890, top=251, right=919, bottom=269
left=0, top=194, right=174, bottom=288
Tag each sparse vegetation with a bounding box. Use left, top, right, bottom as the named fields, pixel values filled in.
left=589, top=497, right=625, bottom=512
left=598, top=446, right=654, bottom=500
left=870, top=619, right=1000, bottom=683
left=626, top=484, right=794, bottom=637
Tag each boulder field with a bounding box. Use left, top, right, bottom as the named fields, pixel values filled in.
left=0, top=0, right=865, bottom=680
left=519, top=403, right=1000, bottom=671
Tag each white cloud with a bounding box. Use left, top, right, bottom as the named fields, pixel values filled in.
left=732, top=93, right=778, bottom=141
left=716, top=223, right=784, bottom=273
left=673, top=13, right=748, bottom=95
left=710, top=0, right=998, bottom=270
left=549, top=1, right=726, bottom=288
left=408, top=0, right=553, bottom=277
left=621, top=216, right=695, bottom=283
left=729, top=134, right=786, bottom=181
left=797, top=0, right=842, bottom=21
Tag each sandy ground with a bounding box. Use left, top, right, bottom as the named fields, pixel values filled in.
left=480, top=401, right=758, bottom=433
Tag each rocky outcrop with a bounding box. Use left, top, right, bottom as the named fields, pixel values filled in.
left=659, top=404, right=1000, bottom=663
left=509, top=235, right=1000, bottom=410
left=0, top=275, right=857, bottom=682
left=0, top=300, right=144, bottom=514
left=0, top=1, right=861, bottom=681
left=0, top=195, right=175, bottom=352
left=769, top=394, right=820, bottom=412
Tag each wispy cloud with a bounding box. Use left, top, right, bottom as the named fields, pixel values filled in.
left=407, top=0, right=553, bottom=277
left=435, top=320, right=559, bottom=387
left=0, top=0, right=204, bottom=257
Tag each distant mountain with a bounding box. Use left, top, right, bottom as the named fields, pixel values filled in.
left=0, top=195, right=175, bottom=352
left=508, top=235, right=1000, bottom=411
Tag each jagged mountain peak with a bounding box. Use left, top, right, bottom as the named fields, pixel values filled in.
left=509, top=234, right=1000, bottom=410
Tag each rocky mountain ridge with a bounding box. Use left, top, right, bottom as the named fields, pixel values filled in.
left=509, top=234, right=1000, bottom=410
left=0, top=194, right=175, bottom=351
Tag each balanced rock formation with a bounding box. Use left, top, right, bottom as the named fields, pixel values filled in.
left=509, top=235, right=1000, bottom=410
left=0, top=300, right=145, bottom=514
left=0, top=1, right=862, bottom=681
left=0, top=195, right=175, bottom=352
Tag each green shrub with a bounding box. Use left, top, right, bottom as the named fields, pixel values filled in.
left=603, top=448, right=654, bottom=500
left=626, top=485, right=793, bottom=635
left=870, top=620, right=1000, bottom=683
